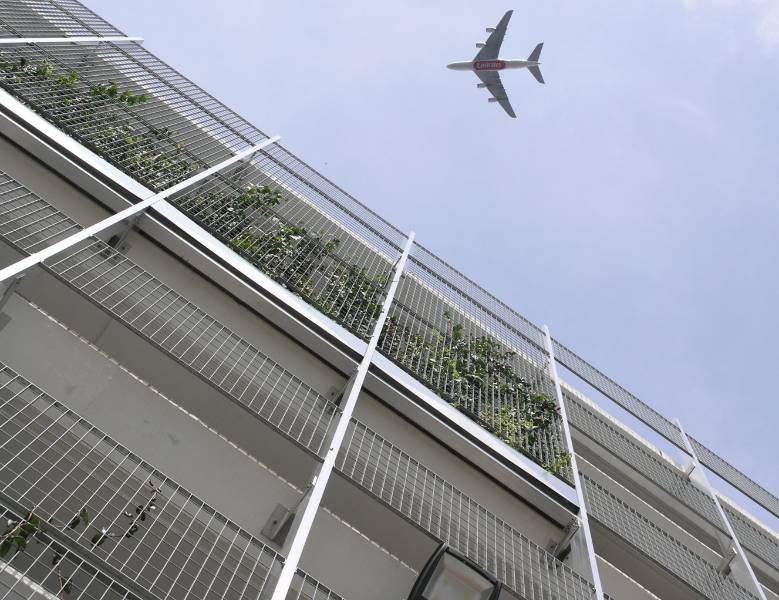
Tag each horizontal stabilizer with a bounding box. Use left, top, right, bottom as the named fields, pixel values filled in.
left=528, top=65, right=545, bottom=84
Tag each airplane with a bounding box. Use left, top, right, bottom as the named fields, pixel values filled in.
left=446, top=10, right=544, bottom=118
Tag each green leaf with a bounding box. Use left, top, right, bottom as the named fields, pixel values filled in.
left=68, top=515, right=80, bottom=529
left=90, top=533, right=106, bottom=547
left=0, top=540, right=11, bottom=558
left=79, top=508, right=89, bottom=527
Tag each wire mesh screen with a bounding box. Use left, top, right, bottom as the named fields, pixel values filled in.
left=167, top=148, right=402, bottom=340
left=287, top=571, right=344, bottom=600
left=1, top=502, right=142, bottom=600
left=0, top=170, right=339, bottom=457
left=378, top=243, right=572, bottom=481
left=565, top=390, right=779, bottom=572
left=0, top=39, right=266, bottom=190
left=0, top=0, right=123, bottom=38
left=0, top=0, right=773, bottom=522
left=336, top=419, right=595, bottom=600
left=581, top=473, right=760, bottom=600
left=0, top=362, right=286, bottom=600
left=553, top=339, right=779, bottom=520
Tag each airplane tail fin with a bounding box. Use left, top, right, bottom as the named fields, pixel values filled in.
left=527, top=42, right=545, bottom=84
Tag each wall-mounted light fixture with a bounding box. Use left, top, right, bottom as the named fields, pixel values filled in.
left=408, top=543, right=503, bottom=600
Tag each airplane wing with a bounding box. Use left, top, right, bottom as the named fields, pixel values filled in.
left=474, top=10, right=513, bottom=61
left=475, top=70, right=516, bottom=118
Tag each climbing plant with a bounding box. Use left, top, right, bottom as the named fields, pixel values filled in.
left=0, top=480, right=162, bottom=597
left=0, top=55, right=194, bottom=190
left=0, top=52, right=391, bottom=338
left=178, top=182, right=394, bottom=338
left=379, top=311, right=569, bottom=476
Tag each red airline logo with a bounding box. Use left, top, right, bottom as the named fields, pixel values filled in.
left=474, top=60, right=506, bottom=70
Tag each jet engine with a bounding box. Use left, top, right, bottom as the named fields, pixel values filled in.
left=486, top=27, right=495, bottom=32
left=475, top=42, right=485, bottom=48
left=476, top=83, right=487, bottom=88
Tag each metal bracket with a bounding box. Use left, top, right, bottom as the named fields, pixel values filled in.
left=0, top=274, right=24, bottom=313
left=261, top=504, right=295, bottom=545
left=550, top=517, right=580, bottom=561
left=717, top=546, right=737, bottom=576
left=106, top=213, right=144, bottom=254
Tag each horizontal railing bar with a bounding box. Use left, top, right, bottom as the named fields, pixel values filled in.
left=0, top=36, right=143, bottom=44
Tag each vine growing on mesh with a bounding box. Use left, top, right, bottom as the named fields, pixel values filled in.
left=180, top=183, right=388, bottom=338
left=380, top=311, right=571, bottom=476
left=0, top=480, right=161, bottom=597
left=0, top=55, right=194, bottom=190
left=0, top=52, right=389, bottom=338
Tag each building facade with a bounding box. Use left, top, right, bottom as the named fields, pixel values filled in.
left=0, top=2, right=777, bottom=599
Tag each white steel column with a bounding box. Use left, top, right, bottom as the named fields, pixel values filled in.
left=269, top=232, right=416, bottom=600
left=0, top=136, right=280, bottom=284
left=0, top=36, right=143, bottom=44
left=675, top=418, right=768, bottom=600
left=543, top=325, right=605, bottom=600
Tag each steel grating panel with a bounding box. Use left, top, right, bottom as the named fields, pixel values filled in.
left=0, top=0, right=123, bottom=39
left=168, top=153, right=399, bottom=340
left=723, top=504, right=779, bottom=572
left=286, top=571, right=345, bottom=600
left=378, top=244, right=573, bottom=481
left=565, top=390, right=779, bottom=571
left=0, top=32, right=403, bottom=338
left=553, top=341, right=779, bottom=520
left=1, top=502, right=144, bottom=600
left=0, top=362, right=283, bottom=600
left=0, top=0, right=774, bottom=523
left=581, top=472, right=759, bottom=600
left=0, top=363, right=348, bottom=600
left=336, top=418, right=595, bottom=600
left=0, top=170, right=338, bottom=458
left=0, top=40, right=264, bottom=190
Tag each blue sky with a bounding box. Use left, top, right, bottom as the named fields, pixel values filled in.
left=85, top=0, right=779, bottom=525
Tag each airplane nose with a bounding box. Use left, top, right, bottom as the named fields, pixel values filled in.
left=446, top=63, right=456, bottom=69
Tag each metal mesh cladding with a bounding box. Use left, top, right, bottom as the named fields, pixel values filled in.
left=0, top=0, right=124, bottom=38
left=565, top=389, right=779, bottom=571
left=581, top=473, right=760, bottom=600
left=0, top=362, right=285, bottom=600
left=0, top=170, right=339, bottom=457
left=0, top=39, right=267, bottom=190
left=378, top=242, right=573, bottom=481
left=1, top=502, right=143, bottom=600
left=167, top=150, right=401, bottom=340
left=2, top=0, right=774, bottom=520
left=0, top=363, right=348, bottom=600
left=553, top=338, right=779, bottom=520
left=336, top=419, right=596, bottom=600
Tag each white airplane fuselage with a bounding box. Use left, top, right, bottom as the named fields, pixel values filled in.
left=446, top=59, right=538, bottom=72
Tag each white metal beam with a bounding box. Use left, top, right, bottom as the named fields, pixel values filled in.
left=543, top=325, right=605, bottom=600
left=268, top=232, right=415, bottom=600
left=675, top=418, right=767, bottom=600
left=0, top=136, right=279, bottom=284
left=0, top=36, right=142, bottom=45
